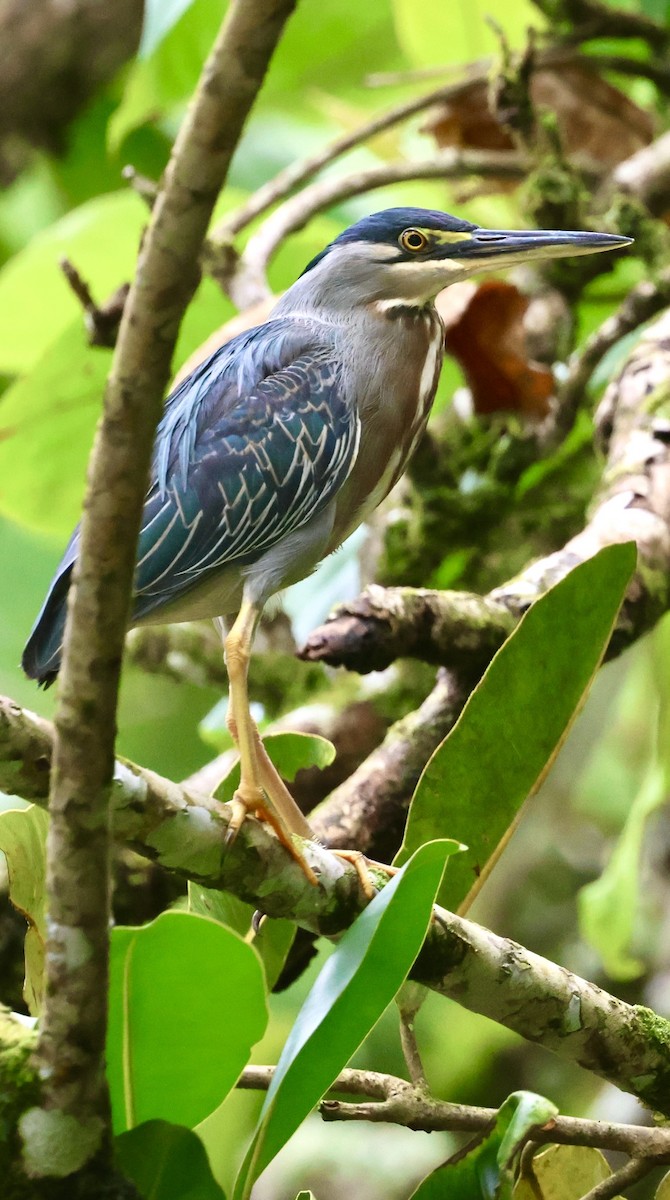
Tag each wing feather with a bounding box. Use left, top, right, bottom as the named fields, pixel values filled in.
left=22, top=317, right=358, bottom=682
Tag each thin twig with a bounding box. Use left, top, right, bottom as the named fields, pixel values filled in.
left=531, top=0, right=670, bottom=48
left=236, top=1065, right=670, bottom=1160
left=211, top=70, right=497, bottom=243
left=582, top=53, right=670, bottom=95
left=22, top=0, right=297, bottom=1184
left=60, top=258, right=129, bottom=348
left=397, top=986, right=429, bottom=1090
left=556, top=268, right=670, bottom=434
left=216, top=149, right=528, bottom=307
left=580, top=1156, right=659, bottom=1200
left=121, top=164, right=158, bottom=208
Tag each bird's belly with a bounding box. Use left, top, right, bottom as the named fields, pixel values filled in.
left=133, top=565, right=243, bottom=626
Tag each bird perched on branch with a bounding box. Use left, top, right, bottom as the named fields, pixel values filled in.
left=23, top=207, right=630, bottom=885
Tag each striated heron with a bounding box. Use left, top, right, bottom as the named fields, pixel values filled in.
left=23, top=208, right=631, bottom=885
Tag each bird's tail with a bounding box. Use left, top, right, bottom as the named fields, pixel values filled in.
left=21, top=565, right=72, bottom=687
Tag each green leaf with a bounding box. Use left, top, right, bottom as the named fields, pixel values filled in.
left=409, top=1091, right=558, bottom=1200
left=115, top=1120, right=225, bottom=1199
left=579, top=759, right=665, bottom=980
left=396, top=544, right=637, bottom=914
left=233, top=840, right=460, bottom=1200
left=0, top=191, right=146, bottom=375
left=109, top=0, right=227, bottom=150
left=213, top=732, right=336, bottom=803
left=107, top=911, right=267, bottom=1133
left=0, top=805, right=49, bottom=1015
left=513, top=1144, right=614, bottom=1199
left=657, top=1170, right=670, bottom=1200
left=392, top=0, right=540, bottom=69
left=189, top=881, right=296, bottom=989
left=0, top=276, right=235, bottom=539
left=140, top=0, right=200, bottom=58
left=0, top=323, right=111, bottom=537
left=189, top=882, right=253, bottom=936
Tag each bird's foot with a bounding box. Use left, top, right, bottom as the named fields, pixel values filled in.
left=225, top=782, right=319, bottom=888
left=331, top=850, right=398, bottom=901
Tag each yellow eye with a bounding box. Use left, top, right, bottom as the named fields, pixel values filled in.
left=399, top=228, right=428, bottom=253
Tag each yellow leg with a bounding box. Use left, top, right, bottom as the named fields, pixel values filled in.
left=224, top=599, right=318, bottom=886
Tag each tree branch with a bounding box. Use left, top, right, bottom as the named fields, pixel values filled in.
left=238, top=1064, right=670, bottom=1159
left=210, top=73, right=501, bottom=244
left=303, top=302, right=670, bottom=673
left=556, top=268, right=670, bottom=435
left=4, top=696, right=670, bottom=1114
left=612, top=130, right=670, bottom=218
left=580, top=1157, right=658, bottom=1200
left=23, top=0, right=297, bottom=1184
left=218, top=149, right=527, bottom=308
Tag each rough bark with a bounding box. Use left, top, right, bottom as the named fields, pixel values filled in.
left=23, top=0, right=297, bottom=1185
left=3, top=697, right=670, bottom=1114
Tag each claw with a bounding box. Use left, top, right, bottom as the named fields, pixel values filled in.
left=332, top=850, right=398, bottom=900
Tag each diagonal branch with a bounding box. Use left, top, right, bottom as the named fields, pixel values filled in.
left=23, top=0, right=297, bottom=1184
left=3, top=694, right=670, bottom=1115
left=210, top=69, right=499, bottom=243
left=299, top=304, right=670, bottom=858
left=215, top=149, right=527, bottom=308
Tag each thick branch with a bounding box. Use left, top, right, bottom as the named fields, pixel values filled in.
left=612, top=131, right=670, bottom=218
left=4, top=696, right=670, bottom=1114
left=556, top=269, right=670, bottom=433
left=27, top=0, right=297, bottom=1184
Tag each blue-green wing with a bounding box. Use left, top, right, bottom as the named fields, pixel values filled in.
left=133, top=343, right=358, bottom=617
left=23, top=318, right=359, bottom=684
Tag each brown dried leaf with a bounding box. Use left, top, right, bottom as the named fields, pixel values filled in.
left=424, top=59, right=653, bottom=175
left=439, top=279, right=554, bottom=419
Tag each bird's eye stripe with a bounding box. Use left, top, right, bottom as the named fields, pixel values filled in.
left=399, top=228, right=428, bottom=252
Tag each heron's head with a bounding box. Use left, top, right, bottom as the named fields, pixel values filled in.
left=300, top=207, right=632, bottom=310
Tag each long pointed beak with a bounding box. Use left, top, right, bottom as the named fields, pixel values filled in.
left=460, top=225, right=632, bottom=269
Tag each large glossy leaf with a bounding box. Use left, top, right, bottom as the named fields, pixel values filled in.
left=0, top=323, right=111, bottom=536
left=107, top=911, right=267, bottom=1133
left=115, top=1121, right=225, bottom=1200
left=233, top=840, right=461, bottom=1200
left=188, top=882, right=296, bottom=990
left=139, top=0, right=201, bottom=58
left=0, top=191, right=146, bottom=375
left=396, top=544, right=636, bottom=913
left=0, top=805, right=49, bottom=1015
left=409, top=1091, right=558, bottom=1199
